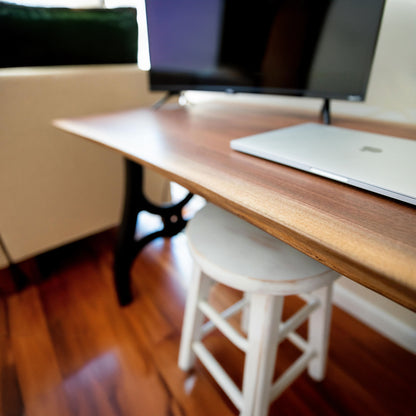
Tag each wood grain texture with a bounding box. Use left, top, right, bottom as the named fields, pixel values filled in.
left=1, top=223, right=415, bottom=416
left=54, top=101, right=416, bottom=310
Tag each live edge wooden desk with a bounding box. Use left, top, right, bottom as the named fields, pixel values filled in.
left=54, top=101, right=416, bottom=312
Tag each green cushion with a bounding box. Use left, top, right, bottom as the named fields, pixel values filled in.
left=0, top=2, right=138, bottom=68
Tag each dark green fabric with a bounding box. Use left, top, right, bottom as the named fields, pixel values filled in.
left=0, top=2, right=138, bottom=68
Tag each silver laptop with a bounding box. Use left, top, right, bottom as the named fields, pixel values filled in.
left=230, top=123, right=416, bottom=206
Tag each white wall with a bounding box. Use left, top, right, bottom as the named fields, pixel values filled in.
left=366, top=0, right=416, bottom=120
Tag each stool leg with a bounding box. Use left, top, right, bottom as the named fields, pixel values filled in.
left=240, top=292, right=251, bottom=334
left=241, top=294, right=284, bottom=416
left=307, top=283, right=334, bottom=381
left=178, top=264, right=212, bottom=371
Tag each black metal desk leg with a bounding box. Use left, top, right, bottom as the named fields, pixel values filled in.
left=114, top=159, right=143, bottom=305
left=114, top=158, right=193, bottom=306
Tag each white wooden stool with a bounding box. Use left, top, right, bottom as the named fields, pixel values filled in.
left=178, top=203, right=339, bottom=416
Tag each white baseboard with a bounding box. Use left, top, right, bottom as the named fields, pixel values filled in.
left=333, top=278, right=416, bottom=354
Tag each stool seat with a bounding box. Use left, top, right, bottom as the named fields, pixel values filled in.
left=179, top=203, right=339, bottom=416
left=186, top=203, right=336, bottom=295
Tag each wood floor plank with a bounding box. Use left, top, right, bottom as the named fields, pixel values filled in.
left=149, top=334, right=236, bottom=416
left=38, top=238, right=173, bottom=416
left=1, top=224, right=415, bottom=416
left=8, top=287, right=72, bottom=416
left=122, top=269, right=235, bottom=415
left=0, top=295, right=23, bottom=416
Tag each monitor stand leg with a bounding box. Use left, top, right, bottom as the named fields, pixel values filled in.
left=321, top=98, right=331, bottom=125
left=152, top=91, right=179, bottom=110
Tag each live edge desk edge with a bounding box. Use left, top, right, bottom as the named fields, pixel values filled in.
left=54, top=101, right=416, bottom=312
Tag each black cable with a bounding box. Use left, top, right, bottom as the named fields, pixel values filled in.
left=0, top=235, right=28, bottom=291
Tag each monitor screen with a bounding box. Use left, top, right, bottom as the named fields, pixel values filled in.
left=146, top=0, right=386, bottom=101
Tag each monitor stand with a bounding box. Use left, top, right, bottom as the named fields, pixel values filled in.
left=321, top=98, right=331, bottom=125
left=152, top=90, right=180, bottom=109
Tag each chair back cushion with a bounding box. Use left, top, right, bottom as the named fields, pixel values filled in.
left=0, top=2, right=138, bottom=68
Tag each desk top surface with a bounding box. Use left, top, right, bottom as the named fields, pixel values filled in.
left=54, top=100, right=416, bottom=311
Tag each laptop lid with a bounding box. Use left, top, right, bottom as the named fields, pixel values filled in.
left=230, top=123, right=416, bottom=206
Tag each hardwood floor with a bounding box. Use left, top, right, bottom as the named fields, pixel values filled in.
left=1, top=213, right=415, bottom=416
